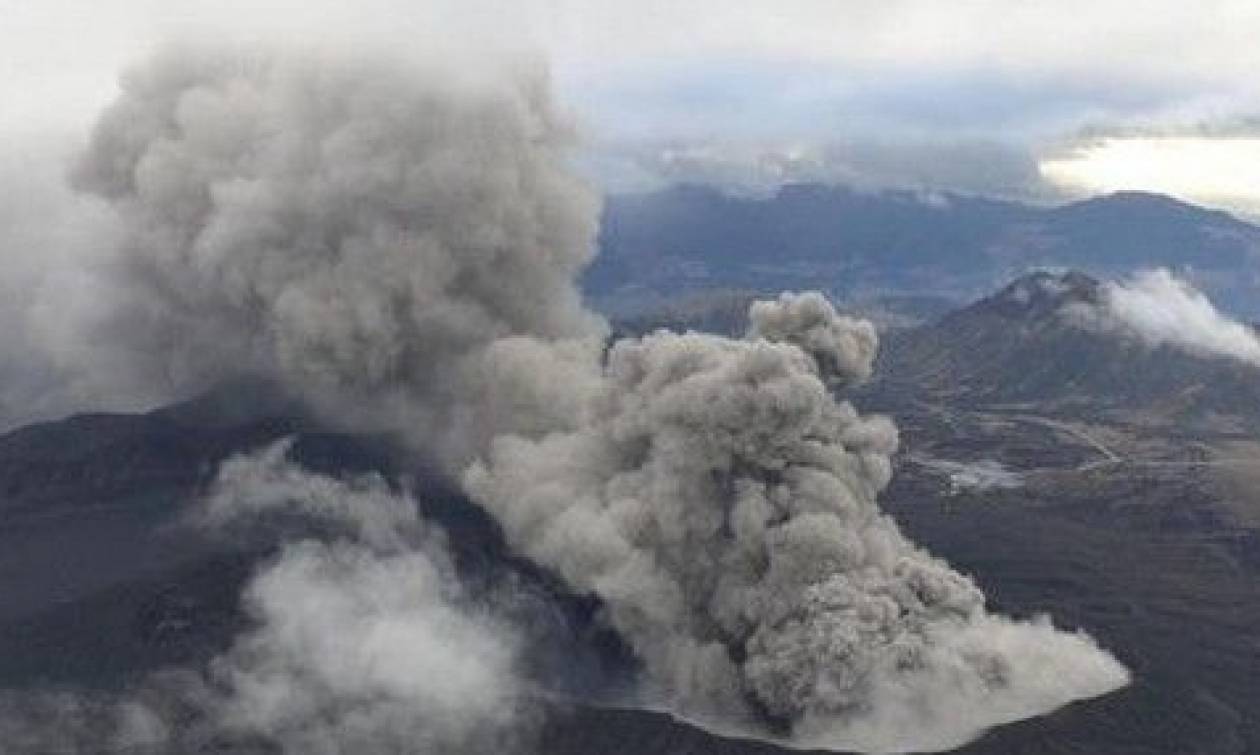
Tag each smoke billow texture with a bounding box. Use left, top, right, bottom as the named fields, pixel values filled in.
left=41, top=46, right=1129, bottom=752
left=200, top=441, right=533, bottom=754
left=72, top=46, right=605, bottom=459
left=467, top=292, right=1128, bottom=750
left=0, top=441, right=531, bottom=755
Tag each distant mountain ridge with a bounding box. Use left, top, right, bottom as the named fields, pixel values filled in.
left=870, top=270, right=1260, bottom=431
left=590, top=184, right=1260, bottom=317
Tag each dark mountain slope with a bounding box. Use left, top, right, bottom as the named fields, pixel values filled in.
left=1041, top=191, right=1254, bottom=269
left=0, top=387, right=623, bottom=694
left=872, top=270, right=1260, bottom=430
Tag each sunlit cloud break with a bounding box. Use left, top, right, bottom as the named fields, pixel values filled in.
left=1040, top=137, right=1260, bottom=217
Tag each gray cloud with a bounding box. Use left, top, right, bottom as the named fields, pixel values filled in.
left=10, top=2, right=1260, bottom=208
left=591, top=138, right=1058, bottom=202
left=68, top=45, right=604, bottom=459
left=0, top=137, right=140, bottom=431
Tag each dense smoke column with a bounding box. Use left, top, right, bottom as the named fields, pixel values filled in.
left=71, top=47, right=1129, bottom=753
left=467, top=292, right=1129, bottom=750
left=54, top=48, right=606, bottom=751
left=72, top=47, right=605, bottom=458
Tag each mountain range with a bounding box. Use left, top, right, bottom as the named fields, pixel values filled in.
left=589, top=184, right=1260, bottom=317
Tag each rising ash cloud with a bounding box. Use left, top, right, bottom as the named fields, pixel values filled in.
left=0, top=45, right=1128, bottom=753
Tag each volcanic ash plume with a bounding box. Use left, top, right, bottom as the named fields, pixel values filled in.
left=467, top=291, right=1129, bottom=751
left=72, top=47, right=605, bottom=460
left=69, top=48, right=1129, bottom=752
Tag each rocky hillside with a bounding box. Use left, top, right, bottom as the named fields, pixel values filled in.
left=872, top=271, right=1260, bottom=431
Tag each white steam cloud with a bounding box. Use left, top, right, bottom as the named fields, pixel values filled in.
left=0, top=440, right=531, bottom=754
left=200, top=441, right=531, bottom=753
left=0, top=46, right=1130, bottom=753
left=1070, top=268, right=1260, bottom=366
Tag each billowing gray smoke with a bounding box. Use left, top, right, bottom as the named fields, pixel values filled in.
left=48, top=46, right=1129, bottom=752
left=72, top=46, right=605, bottom=460
left=467, top=291, right=1128, bottom=750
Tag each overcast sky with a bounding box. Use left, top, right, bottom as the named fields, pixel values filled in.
left=5, top=0, right=1260, bottom=210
